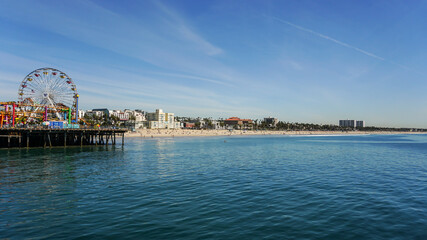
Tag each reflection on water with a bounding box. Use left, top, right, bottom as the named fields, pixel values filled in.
left=154, top=139, right=177, bottom=178
left=1, top=146, right=125, bottom=224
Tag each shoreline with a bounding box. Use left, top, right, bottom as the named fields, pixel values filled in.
left=125, top=129, right=425, bottom=138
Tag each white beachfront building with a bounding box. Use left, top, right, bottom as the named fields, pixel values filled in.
left=109, top=110, right=130, bottom=121
left=78, top=110, right=86, bottom=119
left=146, top=109, right=180, bottom=129
left=85, top=109, right=105, bottom=118
left=125, top=109, right=147, bottom=129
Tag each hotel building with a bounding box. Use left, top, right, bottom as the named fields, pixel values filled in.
left=339, top=120, right=366, bottom=128
left=146, top=109, right=179, bottom=129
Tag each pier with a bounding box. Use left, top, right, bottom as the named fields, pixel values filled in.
left=0, top=128, right=127, bottom=148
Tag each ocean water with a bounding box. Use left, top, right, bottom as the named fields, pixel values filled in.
left=1, top=134, right=427, bottom=239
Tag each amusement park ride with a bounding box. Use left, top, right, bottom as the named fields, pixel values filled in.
left=0, top=67, right=79, bottom=128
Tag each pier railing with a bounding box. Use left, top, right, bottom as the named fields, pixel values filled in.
left=0, top=125, right=128, bottom=130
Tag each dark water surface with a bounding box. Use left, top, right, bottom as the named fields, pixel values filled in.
left=1, top=134, right=427, bottom=239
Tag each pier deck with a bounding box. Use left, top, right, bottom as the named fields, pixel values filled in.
left=0, top=128, right=127, bottom=148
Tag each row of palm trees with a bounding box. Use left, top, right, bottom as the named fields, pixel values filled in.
left=176, top=116, right=426, bottom=132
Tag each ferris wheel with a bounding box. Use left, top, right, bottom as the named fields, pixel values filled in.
left=18, top=67, right=78, bottom=121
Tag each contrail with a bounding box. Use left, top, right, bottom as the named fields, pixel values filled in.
left=270, top=16, right=427, bottom=77
left=270, top=16, right=385, bottom=61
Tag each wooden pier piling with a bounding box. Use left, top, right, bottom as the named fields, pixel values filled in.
left=0, top=128, right=127, bottom=148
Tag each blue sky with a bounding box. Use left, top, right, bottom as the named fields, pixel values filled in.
left=1, top=0, right=427, bottom=127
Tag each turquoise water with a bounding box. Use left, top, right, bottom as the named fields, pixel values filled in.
left=1, top=134, right=427, bottom=239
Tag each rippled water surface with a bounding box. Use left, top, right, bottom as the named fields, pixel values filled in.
left=1, top=134, right=427, bottom=239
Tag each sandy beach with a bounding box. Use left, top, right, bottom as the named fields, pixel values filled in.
left=125, top=129, right=424, bottom=138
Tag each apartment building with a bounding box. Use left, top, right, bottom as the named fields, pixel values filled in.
left=339, top=119, right=365, bottom=128
left=146, top=109, right=178, bottom=129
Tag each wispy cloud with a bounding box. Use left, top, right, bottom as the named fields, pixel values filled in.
left=270, top=16, right=385, bottom=61
left=281, top=60, right=303, bottom=71
left=148, top=71, right=233, bottom=87
left=0, top=0, right=232, bottom=83
left=152, top=1, right=223, bottom=56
